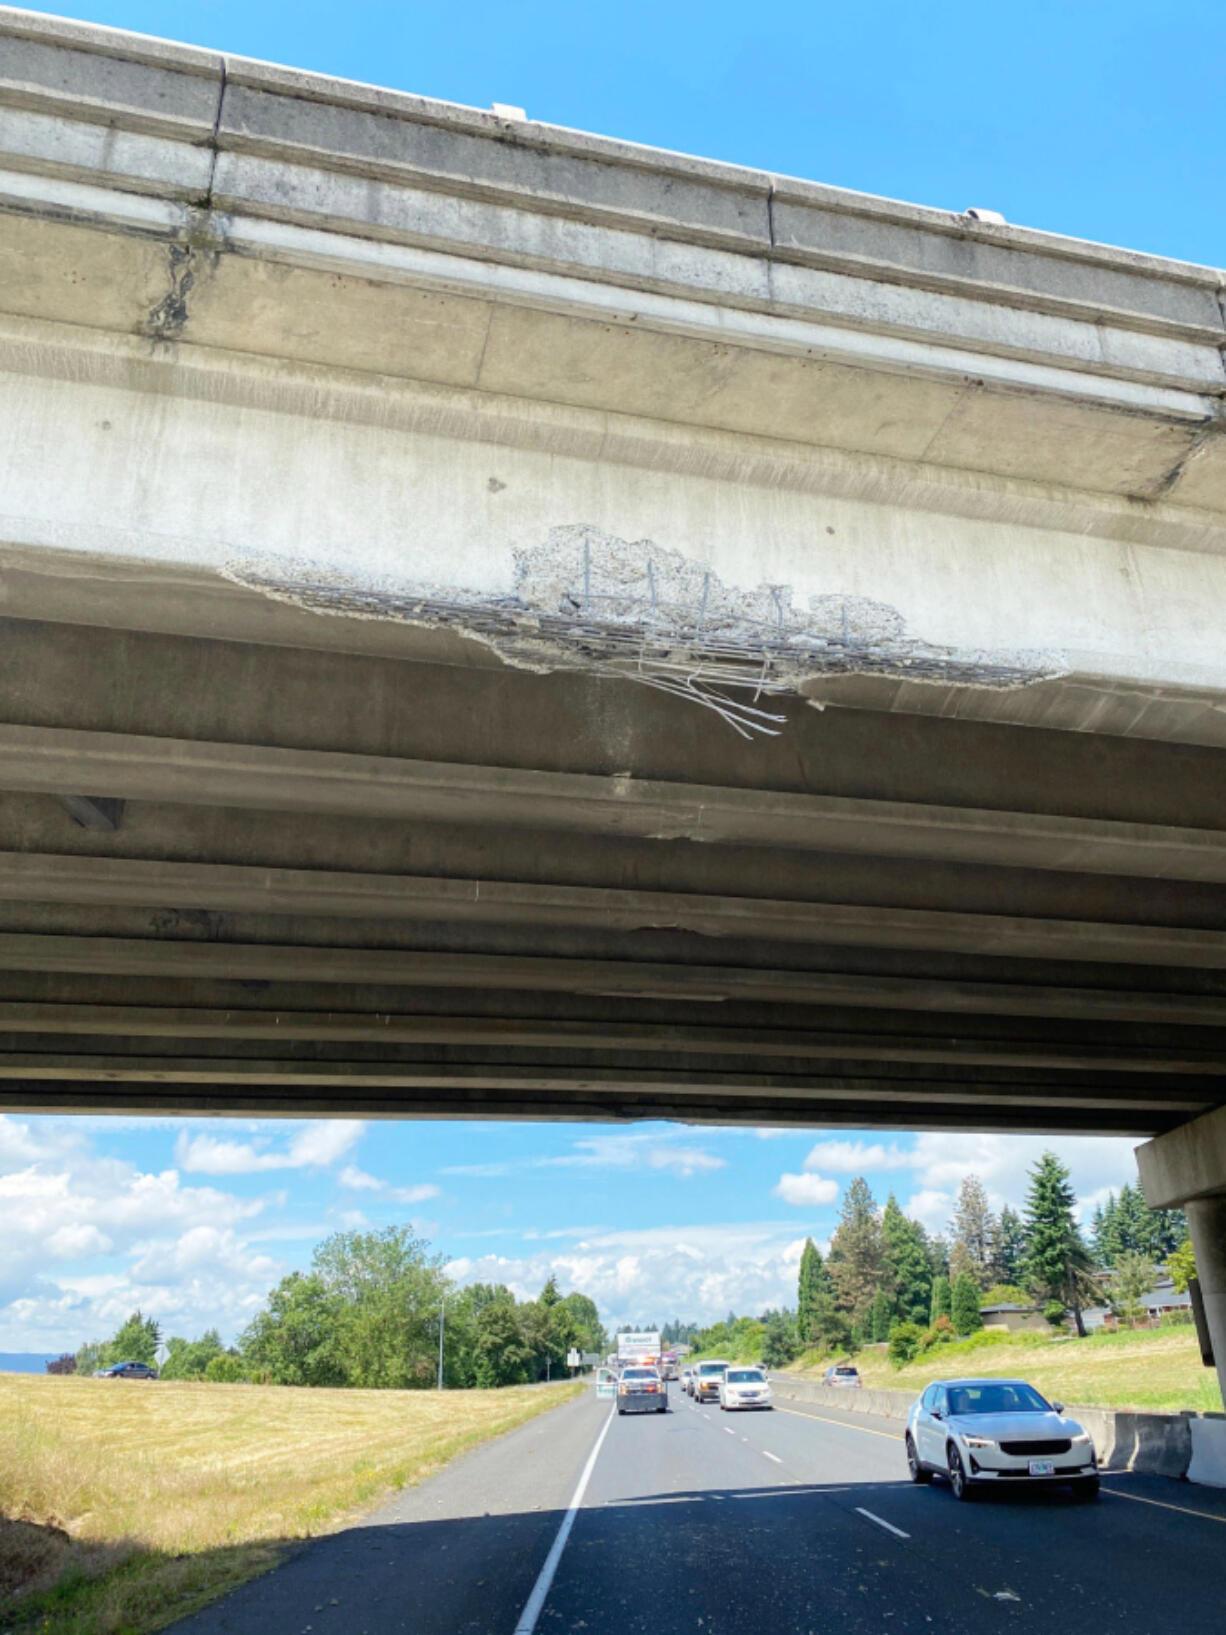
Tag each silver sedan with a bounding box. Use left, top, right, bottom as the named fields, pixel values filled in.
left=906, top=1377, right=1098, bottom=1499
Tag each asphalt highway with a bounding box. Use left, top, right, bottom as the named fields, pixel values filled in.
left=172, top=1386, right=1226, bottom=1635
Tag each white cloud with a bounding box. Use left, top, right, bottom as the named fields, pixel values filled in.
left=45, top=1224, right=113, bottom=1259
left=448, top=1219, right=812, bottom=1328
left=0, top=1122, right=287, bottom=1351
left=537, top=1133, right=726, bottom=1178
left=774, top=1172, right=840, bottom=1206
left=802, top=1139, right=914, bottom=1174
left=337, top=1164, right=439, bottom=1204
left=175, top=1120, right=365, bottom=1175
left=339, top=1163, right=382, bottom=1191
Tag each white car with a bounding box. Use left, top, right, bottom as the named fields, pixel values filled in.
left=906, top=1377, right=1098, bottom=1500
left=719, top=1366, right=773, bottom=1410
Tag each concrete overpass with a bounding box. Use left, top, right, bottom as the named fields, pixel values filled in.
left=3, top=7, right=1226, bottom=1320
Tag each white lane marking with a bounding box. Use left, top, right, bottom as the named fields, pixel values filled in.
left=512, top=1407, right=614, bottom=1635
left=723, top=1426, right=736, bottom=1436
left=855, top=1507, right=910, bottom=1540
left=763, top=1451, right=783, bottom=1464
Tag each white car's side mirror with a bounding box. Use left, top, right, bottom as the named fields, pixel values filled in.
left=1052, top=1401, right=1065, bottom=1415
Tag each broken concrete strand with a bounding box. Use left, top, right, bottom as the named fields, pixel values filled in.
left=223, top=525, right=1067, bottom=739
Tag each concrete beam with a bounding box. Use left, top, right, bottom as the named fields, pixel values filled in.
left=8, top=726, right=1226, bottom=881
left=0, top=1081, right=1172, bottom=1133
left=0, top=1000, right=1223, bottom=1074
left=2, top=932, right=1226, bottom=1025
left=1136, top=1102, right=1226, bottom=1208
left=4, top=850, right=1226, bottom=966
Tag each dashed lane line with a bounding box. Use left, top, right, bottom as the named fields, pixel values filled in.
left=773, top=1404, right=903, bottom=1443
left=723, top=1426, right=736, bottom=1437
left=763, top=1451, right=783, bottom=1465
left=856, top=1508, right=910, bottom=1540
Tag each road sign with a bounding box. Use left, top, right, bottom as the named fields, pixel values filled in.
left=567, top=1348, right=581, bottom=1368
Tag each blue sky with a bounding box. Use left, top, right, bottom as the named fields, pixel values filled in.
left=0, top=3, right=1206, bottom=1350
left=29, top=0, right=1226, bottom=267
left=1, top=1113, right=1143, bottom=1350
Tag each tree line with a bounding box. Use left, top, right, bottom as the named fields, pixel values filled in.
left=678, top=1151, right=1195, bottom=1373
left=59, top=1226, right=608, bottom=1389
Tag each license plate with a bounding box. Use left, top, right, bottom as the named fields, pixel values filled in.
left=1028, top=1460, right=1055, bottom=1476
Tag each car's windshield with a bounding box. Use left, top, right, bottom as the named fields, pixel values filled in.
left=726, top=1370, right=764, bottom=1383
left=623, top=1368, right=657, bottom=1380
left=832, top=1367, right=858, bottom=1376
left=699, top=1362, right=727, bottom=1375
left=946, top=1382, right=1050, bottom=1415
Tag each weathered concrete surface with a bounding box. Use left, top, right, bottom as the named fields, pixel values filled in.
left=1188, top=1417, right=1226, bottom=1488
left=1, top=11, right=1226, bottom=1140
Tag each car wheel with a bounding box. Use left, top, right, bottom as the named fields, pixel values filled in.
left=1072, top=1477, right=1100, bottom=1501
left=906, top=1435, right=932, bottom=1485
left=947, top=1445, right=975, bottom=1501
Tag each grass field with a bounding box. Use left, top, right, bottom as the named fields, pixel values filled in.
left=0, top=1373, right=581, bottom=1635
left=795, top=1324, right=1222, bottom=1412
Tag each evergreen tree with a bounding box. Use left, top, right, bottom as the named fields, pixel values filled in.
left=761, top=1311, right=799, bottom=1369
left=930, top=1274, right=952, bottom=1325
left=881, top=1196, right=932, bottom=1325
left=992, top=1206, right=1027, bottom=1285
left=1095, top=1183, right=1188, bottom=1266
left=828, top=1177, right=886, bottom=1329
left=950, top=1272, right=984, bottom=1335
left=539, top=1275, right=561, bottom=1308
left=1022, top=1151, right=1097, bottom=1336
left=927, top=1235, right=951, bottom=1279
left=949, top=1175, right=997, bottom=1289
left=869, top=1290, right=894, bottom=1343
left=796, top=1237, right=829, bottom=1345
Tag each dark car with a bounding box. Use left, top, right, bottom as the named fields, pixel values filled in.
left=95, top=1360, right=158, bottom=1379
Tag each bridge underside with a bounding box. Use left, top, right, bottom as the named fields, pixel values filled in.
left=1, top=575, right=1226, bottom=1136
left=2, top=12, right=1226, bottom=1136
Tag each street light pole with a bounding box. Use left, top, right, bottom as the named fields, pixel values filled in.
left=437, top=1296, right=445, bottom=1391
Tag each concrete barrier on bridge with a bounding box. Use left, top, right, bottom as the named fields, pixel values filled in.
left=1188, top=1416, right=1226, bottom=1488
left=773, top=1377, right=1221, bottom=1485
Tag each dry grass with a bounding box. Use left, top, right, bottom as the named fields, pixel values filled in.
left=799, top=1325, right=1222, bottom=1412
left=0, top=1373, right=580, bottom=1634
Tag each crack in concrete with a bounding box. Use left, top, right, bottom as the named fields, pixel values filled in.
left=224, top=525, right=1067, bottom=737
left=142, top=242, right=199, bottom=341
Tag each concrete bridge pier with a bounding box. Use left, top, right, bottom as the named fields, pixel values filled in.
left=1137, top=1106, right=1226, bottom=1412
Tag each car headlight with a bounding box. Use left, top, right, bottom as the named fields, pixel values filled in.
left=1070, top=1432, right=1092, bottom=1445
left=959, top=1434, right=996, bottom=1449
